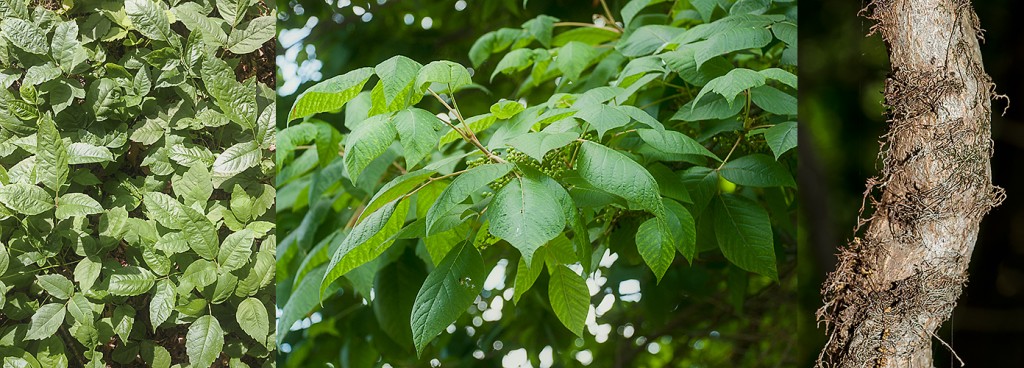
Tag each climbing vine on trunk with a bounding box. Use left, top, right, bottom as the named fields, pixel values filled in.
left=817, top=0, right=1004, bottom=367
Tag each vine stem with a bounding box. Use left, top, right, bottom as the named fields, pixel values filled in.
left=716, top=89, right=753, bottom=170
left=716, top=133, right=743, bottom=170
left=599, top=0, right=624, bottom=31
left=427, top=88, right=507, bottom=163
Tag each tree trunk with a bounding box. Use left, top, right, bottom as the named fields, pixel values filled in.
left=817, top=1, right=1004, bottom=367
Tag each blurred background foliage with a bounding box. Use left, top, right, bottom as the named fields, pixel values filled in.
left=277, top=0, right=798, bottom=366
left=799, top=0, right=1024, bottom=365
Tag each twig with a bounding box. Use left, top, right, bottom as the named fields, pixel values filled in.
left=599, top=0, right=624, bottom=31
left=427, top=88, right=507, bottom=163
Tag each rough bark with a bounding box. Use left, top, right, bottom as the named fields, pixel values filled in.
left=816, top=1, right=1004, bottom=367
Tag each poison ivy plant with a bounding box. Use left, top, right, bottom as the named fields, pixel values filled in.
left=278, top=0, right=797, bottom=366
left=0, top=0, right=275, bottom=366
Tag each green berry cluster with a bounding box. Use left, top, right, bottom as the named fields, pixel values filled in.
left=467, top=156, right=488, bottom=169
left=709, top=131, right=770, bottom=156
left=474, top=227, right=500, bottom=249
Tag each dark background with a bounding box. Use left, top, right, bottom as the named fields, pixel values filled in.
left=799, top=0, right=1024, bottom=365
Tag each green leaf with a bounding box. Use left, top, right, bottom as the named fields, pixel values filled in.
left=513, top=246, right=545, bottom=304
left=439, top=114, right=497, bottom=146
left=36, top=274, right=74, bottom=300
left=637, top=129, right=719, bottom=160
left=507, top=132, right=578, bottom=163
left=213, top=141, right=260, bottom=177
left=522, top=15, right=557, bottom=47
left=394, top=108, right=444, bottom=168
left=621, top=0, right=668, bottom=27
left=719, top=154, right=795, bottom=187
left=547, top=265, right=589, bottom=336
left=426, top=163, right=513, bottom=234
left=182, top=259, right=218, bottom=289
left=0, top=242, right=8, bottom=276
left=112, top=304, right=135, bottom=342
left=635, top=217, right=676, bottom=282
left=553, top=27, right=619, bottom=46
left=491, top=48, right=535, bottom=81
left=289, top=67, right=374, bottom=121
left=25, top=303, right=65, bottom=340
left=88, top=79, right=119, bottom=119
left=468, top=28, right=523, bottom=67
left=693, top=68, right=765, bottom=109
left=411, top=241, right=485, bottom=355
left=345, top=114, right=397, bottom=183
left=557, top=42, right=599, bottom=81
left=126, top=0, right=172, bottom=42
left=762, top=121, right=797, bottom=159
left=55, top=193, right=103, bottom=220
left=488, top=175, right=566, bottom=264
left=174, top=165, right=214, bottom=206
left=143, top=192, right=187, bottom=229
left=759, top=68, right=797, bottom=89
left=576, top=104, right=629, bottom=139
left=671, top=94, right=743, bottom=121
left=226, top=16, right=275, bottom=54
left=375, top=55, right=423, bottom=109
left=666, top=199, right=697, bottom=261
left=360, top=169, right=436, bottom=223
left=109, top=267, right=156, bottom=296
left=218, top=229, right=255, bottom=272
left=750, top=85, right=796, bottom=115
left=0, top=184, right=53, bottom=216
left=67, top=293, right=93, bottom=324
left=187, top=315, right=224, bottom=368
left=0, top=18, right=48, bottom=54
left=202, top=56, right=257, bottom=129
left=237, top=297, right=269, bottom=346
left=415, top=61, right=472, bottom=94
left=321, top=199, right=410, bottom=298
left=141, top=342, right=171, bottom=368
left=174, top=3, right=229, bottom=46
left=74, top=257, right=101, bottom=292
left=181, top=205, right=219, bottom=259
left=169, top=145, right=215, bottom=167
left=617, top=25, right=682, bottom=57
left=216, top=0, right=247, bottom=26
left=490, top=99, right=526, bottom=120
left=37, top=115, right=69, bottom=192
left=695, top=26, right=772, bottom=68
left=279, top=266, right=326, bottom=345
left=771, top=22, right=797, bottom=46
left=577, top=141, right=665, bottom=218
left=52, top=21, right=84, bottom=73
left=617, top=105, right=665, bottom=131
left=150, top=279, right=174, bottom=331
left=712, top=194, right=778, bottom=280
left=67, top=143, right=115, bottom=164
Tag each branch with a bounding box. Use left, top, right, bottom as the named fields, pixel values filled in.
left=427, top=88, right=507, bottom=163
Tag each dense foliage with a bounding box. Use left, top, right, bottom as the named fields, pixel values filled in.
left=0, top=0, right=275, bottom=366
left=277, top=0, right=797, bottom=366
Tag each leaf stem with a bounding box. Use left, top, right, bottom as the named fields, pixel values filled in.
left=401, top=168, right=471, bottom=201
left=428, top=88, right=507, bottom=163
left=599, top=0, right=624, bottom=31
left=717, top=134, right=743, bottom=170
